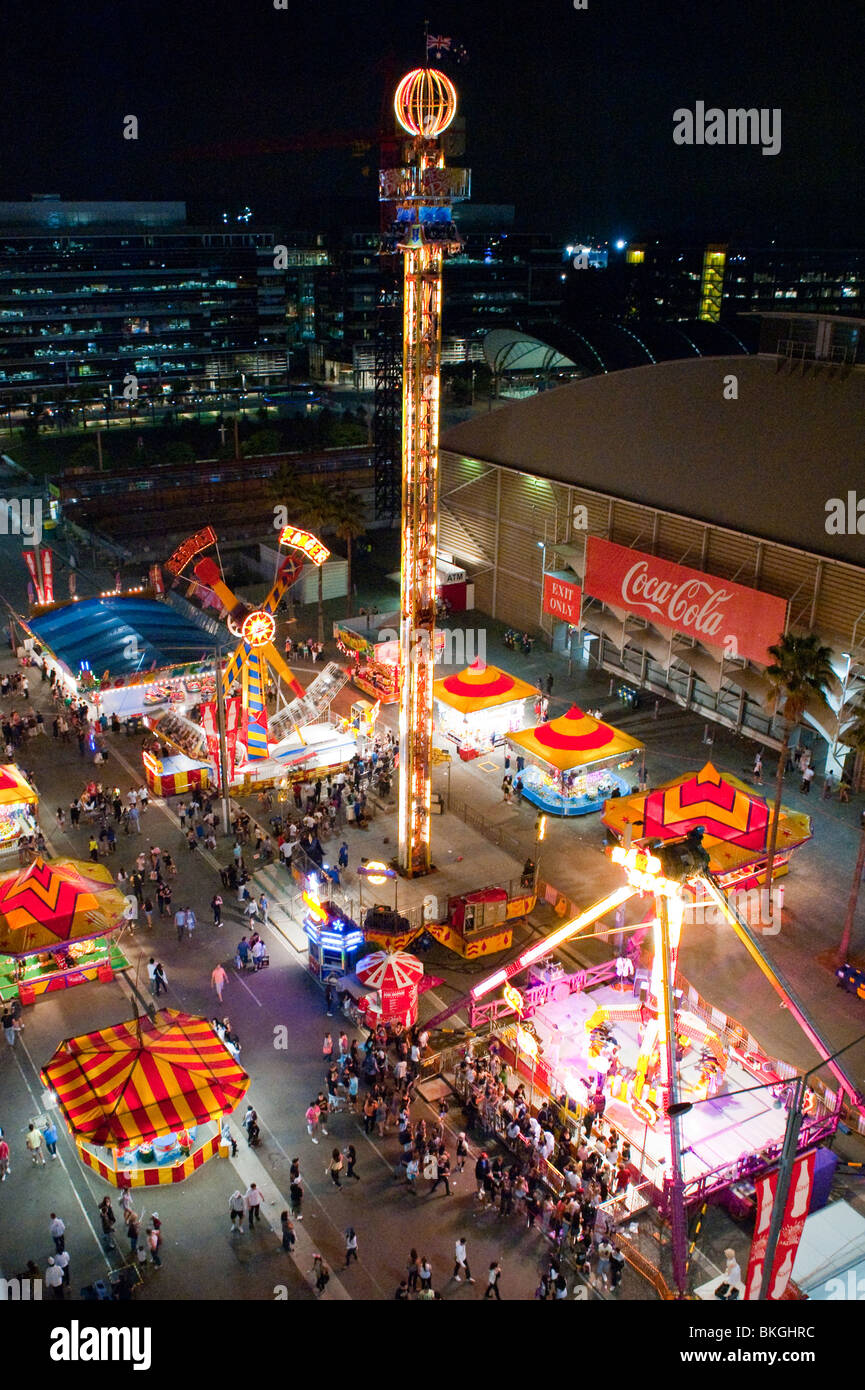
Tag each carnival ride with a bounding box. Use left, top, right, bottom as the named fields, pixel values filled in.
left=419, top=827, right=864, bottom=1296
left=144, top=526, right=353, bottom=790
left=382, top=67, right=470, bottom=876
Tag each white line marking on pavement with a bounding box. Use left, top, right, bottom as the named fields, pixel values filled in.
left=232, top=972, right=263, bottom=1006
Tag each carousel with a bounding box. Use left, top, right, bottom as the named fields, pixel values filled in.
left=507, top=705, right=645, bottom=816
left=41, top=1009, right=249, bottom=1189
left=0, top=856, right=131, bottom=1003
left=433, top=662, right=539, bottom=760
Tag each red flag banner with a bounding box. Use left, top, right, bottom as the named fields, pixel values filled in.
left=40, top=549, right=54, bottom=604
left=584, top=537, right=788, bottom=666
left=744, top=1150, right=815, bottom=1299
left=23, top=550, right=43, bottom=605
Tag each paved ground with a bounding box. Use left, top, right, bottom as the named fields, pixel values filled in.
left=2, top=508, right=865, bottom=1303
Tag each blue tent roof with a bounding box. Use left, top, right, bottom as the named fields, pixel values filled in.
left=29, top=597, right=219, bottom=678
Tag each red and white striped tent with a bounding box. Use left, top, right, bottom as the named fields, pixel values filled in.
left=356, top=950, right=424, bottom=1027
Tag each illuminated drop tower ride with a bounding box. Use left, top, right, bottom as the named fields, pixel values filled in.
left=381, top=69, right=470, bottom=875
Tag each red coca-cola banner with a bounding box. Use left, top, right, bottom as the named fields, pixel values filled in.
left=584, top=537, right=788, bottom=666
left=744, top=1150, right=815, bottom=1300
left=543, top=574, right=582, bottom=624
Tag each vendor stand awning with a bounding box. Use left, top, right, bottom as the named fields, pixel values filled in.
left=0, top=763, right=39, bottom=851
left=0, top=764, right=38, bottom=808
left=508, top=704, right=644, bottom=772
left=41, top=1008, right=248, bottom=1149
left=0, top=856, right=128, bottom=957
left=602, top=761, right=812, bottom=876
left=433, top=663, right=539, bottom=714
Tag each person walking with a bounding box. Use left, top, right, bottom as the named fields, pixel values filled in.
left=27, top=1125, right=46, bottom=1166
left=801, top=764, right=815, bottom=795
left=211, top=963, right=228, bottom=1002
left=419, top=1256, right=433, bottom=1292
left=429, top=1149, right=451, bottom=1196
left=455, top=1131, right=469, bottom=1175
left=99, top=1196, right=116, bottom=1251
left=44, top=1257, right=64, bottom=1300
left=211, top=893, right=223, bottom=927
left=2, top=1009, right=16, bottom=1047
left=453, top=1237, right=476, bottom=1284
left=174, top=906, right=187, bottom=942
left=142, top=897, right=154, bottom=929
left=753, top=750, right=763, bottom=783
left=328, top=1147, right=344, bottom=1189
left=147, top=957, right=158, bottom=996
left=322, top=1031, right=333, bottom=1064
left=0, top=1133, right=10, bottom=1181
left=484, top=1259, right=503, bottom=1299
left=546, top=672, right=554, bottom=696
left=280, top=1210, right=296, bottom=1253
left=313, top=1254, right=330, bottom=1294
left=185, top=906, right=196, bottom=939
left=407, top=1248, right=420, bottom=1292
left=153, top=961, right=167, bottom=996
left=125, top=1211, right=140, bottom=1257
left=42, top=1120, right=58, bottom=1160
left=344, top=1143, right=360, bottom=1180
left=344, top=1227, right=358, bottom=1267
left=245, top=1183, right=262, bottom=1229
left=229, top=1190, right=245, bottom=1234
left=145, top=1227, right=161, bottom=1267
left=289, top=1172, right=304, bottom=1222
left=306, top=1100, right=321, bottom=1143
left=49, top=1213, right=66, bottom=1252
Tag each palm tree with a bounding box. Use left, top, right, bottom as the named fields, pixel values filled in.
left=329, top=484, right=366, bottom=618
left=835, top=705, right=865, bottom=966
left=764, top=632, right=834, bottom=909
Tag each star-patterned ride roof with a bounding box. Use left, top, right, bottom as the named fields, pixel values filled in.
left=0, top=856, right=127, bottom=957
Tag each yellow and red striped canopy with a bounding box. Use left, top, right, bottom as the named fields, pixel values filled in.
left=41, top=1009, right=249, bottom=1148
left=0, top=763, right=38, bottom=806
left=433, top=662, right=538, bottom=714
left=508, top=705, right=644, bottom=772
left=0, top=856, right=127, bottom=957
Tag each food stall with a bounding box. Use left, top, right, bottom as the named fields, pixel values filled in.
left=0, top=764, right=39, bottom=856
left=507, top=705, right=645, bottom=816
left=142, top=746, right=210, bottom=799
left=334, top=614, right=445, bottom=704
left=0, top=856, right=130, bottom=1003
left=41, top=1009, right=249, bottom=1189
left=433, top=663, right=539, bottom=760
left=302, top=893, right=364, bottom=979
left=354, top=949, right=425, bottom=1029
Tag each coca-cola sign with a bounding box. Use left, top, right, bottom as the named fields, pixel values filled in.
left=584, top=537, right=788, bottom=666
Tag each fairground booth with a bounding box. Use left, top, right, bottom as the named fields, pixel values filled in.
left=602, top=761, right=812, bottom=914
left=142, top=746, right=210, bottom=799
left=507, top=705, right=645, bottom=816
left=41, top=1009, right=249, bottom=1189
left=21, top=594, right=220, bottom=721
left=433, top=662, right=538, bottom=759
left=0, top=764, right=39, bottom=856
left=354, top=949, right=424, bottom=1029
left=334, top=614, right=445, bottom=704
left=0, top=857, right=130, bottom=1004
left=302, top=893, right=364, bottom=978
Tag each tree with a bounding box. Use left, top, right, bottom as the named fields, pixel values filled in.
left=836, top=705, right=865, bottom=965
left=764, top=632, right=834, bottom=909
left=329, top=485, right=366, bottom=618
left=241, top=428, right=280, bottom=457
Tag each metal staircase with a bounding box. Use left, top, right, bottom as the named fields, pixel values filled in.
left=268, top=662, right=350, bottom=741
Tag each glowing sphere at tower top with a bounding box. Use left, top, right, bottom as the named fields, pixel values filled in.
left=394, top=68, right=458, bottom=138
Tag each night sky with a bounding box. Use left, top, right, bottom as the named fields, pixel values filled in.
left=2, top=0, right=862, bottom=243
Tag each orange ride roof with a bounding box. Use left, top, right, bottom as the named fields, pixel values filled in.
left=41, top=1009, right=249, bottom=1149
left=433, top=662, right=539, bottom=713
left=508, top=705, right=644, bottom=772
left=602, top=762, right=812, bottom=872
left=0, top=856, right=127, bottom=956
left=0, top=763, right=38, bottom=805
